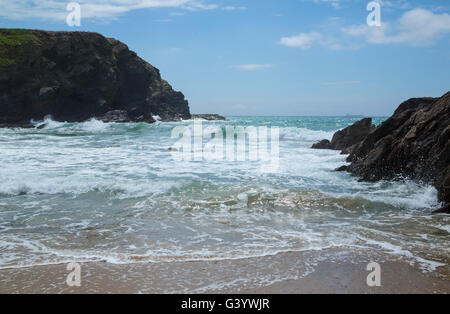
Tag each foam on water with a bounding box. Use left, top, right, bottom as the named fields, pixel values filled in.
left=279, top=127, right=335, bottom=143
left=325, top=180, right=441, bottom=210
left=0, top=116, right=448, bottom=275
left=31, top=116, right=65, bottom=129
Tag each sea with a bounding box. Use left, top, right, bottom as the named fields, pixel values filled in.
left=0, top=116, right=448, bottom=276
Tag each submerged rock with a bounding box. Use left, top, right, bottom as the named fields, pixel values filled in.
left=335, top=165, right=349, bottom=172
left=344, top=92, right=450, bottom=209
left=311, top=118, right=375, bottom=152
left=191, top=114, right=227, bottom=121
left=433, top=203, right=450, bottom=214
left=441, top=172, right=450, bottom=204
left=312, top=139, right=332, bottom=149
left=97, top=110, right=135, bottom=123
left=0, top=29, right=191, bottom=127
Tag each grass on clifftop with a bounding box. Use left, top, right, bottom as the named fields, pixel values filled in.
left=0, top=29, right=37, bottom=45
left=0, top=29, right=37, bottom=66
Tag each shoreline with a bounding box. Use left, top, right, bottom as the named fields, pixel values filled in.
left=1, top=248, right=448, bottom=294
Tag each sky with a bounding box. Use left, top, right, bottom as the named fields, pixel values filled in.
left=1, top=0, right=449, bottom=116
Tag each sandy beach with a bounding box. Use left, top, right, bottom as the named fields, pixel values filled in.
left=1, top=248, right=448, bottom=294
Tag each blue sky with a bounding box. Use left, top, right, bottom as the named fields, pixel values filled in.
left=1, top=0, right=449, bottom=116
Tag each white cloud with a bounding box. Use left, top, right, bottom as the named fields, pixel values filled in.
left=310, top=0, right=411, bottom=10
left=343, top=8, right=450, bottom=46
left=221, top=6, right=247, bottom=11
left=231, top=64, right=273, bottom=71
left=0, top=0, right=235, bottom=21
left=183, top=1, right=218, bottom=11
left=281, top=8, right=450, bottom=50
left=373, top=0, right=411, bottom=10
left=279, top=31, right=353, bottom=50
left=279, top=32, right=323, bottom=49
left=312, top=0, right=342, bottom=9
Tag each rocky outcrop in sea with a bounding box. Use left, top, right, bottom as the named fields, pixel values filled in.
left=345, top=92, right=450, bottom=213
left=191, top=114, right=227, bottom=121
left=314, top=92, right=449, bottom=213
left=0, top=29, right=191, bottom=126
left=312, top=117, right=375, bottom=153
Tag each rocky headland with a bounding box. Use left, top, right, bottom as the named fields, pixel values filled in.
left=0, top=29, right=191, bottom=127
left=312, top=92, right=450, bottom=213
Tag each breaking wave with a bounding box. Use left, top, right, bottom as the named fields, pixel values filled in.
left=0, top=116, right=448, bottom=275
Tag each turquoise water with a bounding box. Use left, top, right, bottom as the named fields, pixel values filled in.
left=0, top=116, right=448, bottom=274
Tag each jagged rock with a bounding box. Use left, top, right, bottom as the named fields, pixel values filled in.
left=311, top=118, right=375, bottom=151
left=335, top=165, right=349, bottom=172
left=433, top=203, right=450, bottom=214
left=97, top=110, right=134, bottom=123
left=439, top=170, right=450, bottom=204
left=340, top=144, right=358, bottom=155
left=330, top=118, right=375, bottom=151
left=345, top=92, right=450, bottom=208
left=312, top=139, right=332, bottom=149
left=191, top=114, right=227, bottom=121
left=0, top=29, right=191, bottom=126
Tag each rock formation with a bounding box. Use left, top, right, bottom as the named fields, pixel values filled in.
left=331, top=118, right=376, bottom=152
left=191, top=114, right=227, bottom=121
left=0, top=29, right=191, bottom=126
left=345, top=92, right=450, bottom=213
left=311, top=139, right=332, bottom=149
left=312, top=117, right=375, bottom=152
left=311, top=93, right=449, bottom=212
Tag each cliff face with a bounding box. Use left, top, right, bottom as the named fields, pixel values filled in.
left=346, top=92, right=450, bottom=208
left=0, top=29, right=190, bottom=126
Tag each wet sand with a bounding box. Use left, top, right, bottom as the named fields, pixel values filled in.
left=0, top=248, right=448, bottom=294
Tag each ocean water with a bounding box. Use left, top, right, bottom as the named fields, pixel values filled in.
left=0, top=116, right=449, bottom=274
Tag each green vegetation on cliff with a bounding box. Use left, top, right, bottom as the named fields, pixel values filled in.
left=0, top=57, right=15, bottom=67
left=0, top=29, right=37, bottom=45
left=0, top=29, right=38, bottom=66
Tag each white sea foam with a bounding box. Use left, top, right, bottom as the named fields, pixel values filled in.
left=78, top=118, right=110, bottom=132
left=0, top=117, right=447, bottom=276
left=325, top=180, right=440, bottom=210
left=357, top=237, right=447, bottom=272
left=31, top=116, right=65, bottom=129
left=280, top=127, right=335, bottom=143
left=0, top=174, right=182, bottom=198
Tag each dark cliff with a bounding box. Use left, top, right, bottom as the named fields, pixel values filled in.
left=345, top=92, right=450, bottom=210
left=0, top=29, right=191, bottom=126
